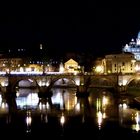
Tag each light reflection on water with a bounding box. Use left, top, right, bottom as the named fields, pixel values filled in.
left=119, top=102, right=140, bottom=132
left=0, top=88, right=140, bottom=138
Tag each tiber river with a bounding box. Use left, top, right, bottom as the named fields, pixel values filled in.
left=0, top=87, right=140, bottom=139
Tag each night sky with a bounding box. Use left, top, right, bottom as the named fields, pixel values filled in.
left=0, top=6, right=140, bottom=58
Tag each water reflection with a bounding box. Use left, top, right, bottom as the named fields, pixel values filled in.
left=51, top=88, right=77, bottom=111
left=96, top=93, right=110, bottom=129
left=26, top=110, right=32, bottom=133
left=60, top=113, right=65, bottom=126
left=0, top=94, right=8, bottom=113
left=16, top=88, right=39, bottom=109
left=38, top=97, right=52, bottom=111
left=1, top=87, right=140, bottom=138
left=119, top=99, right=140, bottom=132
left=97, top=111, right=103, bottom=130
left=133, top=112, right=140, bottom=132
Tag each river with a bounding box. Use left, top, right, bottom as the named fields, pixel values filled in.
left=0, top=87, right=140, bottom=139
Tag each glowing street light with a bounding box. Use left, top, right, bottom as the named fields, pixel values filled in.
left=95, top=65, right=104, bottom=74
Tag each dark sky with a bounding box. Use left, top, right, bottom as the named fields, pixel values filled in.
left=0, top=6, right=140, bottom=57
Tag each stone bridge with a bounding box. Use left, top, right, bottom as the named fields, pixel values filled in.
left=0, top=73, right=140, bottom=94
left=0, top=74, right=82, bottom=94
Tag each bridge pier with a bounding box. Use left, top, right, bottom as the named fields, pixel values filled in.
left=0, top=84, right=17, bottom=96
left=115, top=85, right=127, bottom=94
left=1, top=84, right=17, bottom=113
left=76, top=85, right=89, bottom=97
left=38, top=86, right=53, bottom=98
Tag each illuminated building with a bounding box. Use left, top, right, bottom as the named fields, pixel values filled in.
left=0, top=58, right=23, bottom=72
left=123, top=31, right=140, bottom=60
left=122, top=31, right=140, bottom=72
left=0, top=44, right=49, bottom=73
left=104, top=53, right=136, bottom=74
left=64, top=59, right=79, bottom=73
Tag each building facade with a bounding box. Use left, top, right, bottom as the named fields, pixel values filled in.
left=0, top=58, right=23, bottom=72
left=64, top=59, right=79, bottom=73
left=123, top=31, right=140, bottom=60
left=104, top=53, right=136, bottom=74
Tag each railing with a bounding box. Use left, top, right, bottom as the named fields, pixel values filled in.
left=0, top=71, right=138, bottom=77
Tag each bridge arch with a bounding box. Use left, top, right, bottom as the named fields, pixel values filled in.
left=9, top=78, right=40, bottom=93
left=89, top=77, right=116, bottom=88
left=48, top=77, right=77, bottom=89
left=14, top=79, right=39, bottom=88
left=0, top=74, right=121, bottom=94
left=126, top=75, right=140, bottom=86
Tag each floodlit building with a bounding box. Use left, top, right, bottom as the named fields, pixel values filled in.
left=0, top=58, right=23, bottom=72
left=104, top=53, right=136, bottom=74
left=122, top=31, right=140, bottom=73
left=123, top=31, right=140, bottom=60
left=64, top=59, right=79, bottom=73
left=27, top=64, right=43, bottom=72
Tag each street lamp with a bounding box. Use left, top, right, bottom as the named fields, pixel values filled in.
left=95, top=65, right=104, bottom=74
